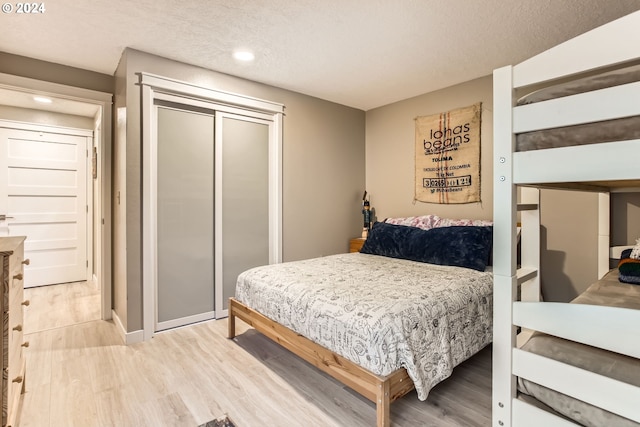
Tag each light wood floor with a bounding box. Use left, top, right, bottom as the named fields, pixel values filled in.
left=18, top=283, right=492, bottom=427
left=23, top=281, right=101, bottom=334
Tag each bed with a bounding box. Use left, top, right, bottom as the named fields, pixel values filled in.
left=518, top=266, right=640, bottom=427
left=493, top=10, right=640, bottom=427
left=228, top=219, right=494, bottom=427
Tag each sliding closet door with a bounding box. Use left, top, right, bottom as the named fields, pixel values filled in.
left=141, top=73, right=283, bottom=339
left=217, top=114, right=270, bottom=311
left=156, top=106, right=215, bottom=330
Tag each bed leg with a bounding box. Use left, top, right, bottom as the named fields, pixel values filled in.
left=376, top=380, right=391, bottom=427
left=228, top=299, right=236, bottom=339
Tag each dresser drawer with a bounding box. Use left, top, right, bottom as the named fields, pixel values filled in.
left=8, top=275, right=24, bottom=310
left=8, top=251, right=23, bottom=280
left=6, top=357, right=25, bottom=427
left=8, top=268, right=26, bottom=384
left=0, top=236, right=28, bottom=427
left=8, top=284, right=25, bottom=337
left=8, top=330, right=24, bottom=381
left=7, top=308, right=23, bottom=342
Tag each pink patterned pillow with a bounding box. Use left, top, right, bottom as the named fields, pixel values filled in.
left=384, top=214, right=492, bottom=230
left=384, top=215, right=441, bottom=230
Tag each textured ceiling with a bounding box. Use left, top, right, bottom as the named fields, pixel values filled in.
left=1, top=0, right=639, bottom=111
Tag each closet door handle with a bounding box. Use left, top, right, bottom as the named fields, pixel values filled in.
left=21, top=341, right=29, bottom=348
left=13, top=273, right=23, bottom=280
left=12, top=325, right=22, bottom=332
left=21, top=300, right=30, bottom=306
left=22, top=259, right=30, bottom=265
left=12, top=376, right=23, bottom=384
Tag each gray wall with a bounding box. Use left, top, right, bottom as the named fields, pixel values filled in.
left=114, top=48, right=365, bottom=331
left=113, top=54, right=128, bottom=330
left=540, top=190, right=640, bottom=302
left=612, top=193, right=640, bottom=246
left=0, top=105, right=94, bottom=129
left=539, top=189, right=599, bottom=302
left=365, top=75, right=640, bottom=303
left=0, top=52, right=114, bottom=94
left=365, top=75, right=493, bottom=221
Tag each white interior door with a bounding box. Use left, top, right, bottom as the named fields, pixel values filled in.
left=0, top=125, right=89, bottom=288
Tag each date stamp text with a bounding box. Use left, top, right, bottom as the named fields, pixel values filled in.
left=2, top=3, right=46, bottom=14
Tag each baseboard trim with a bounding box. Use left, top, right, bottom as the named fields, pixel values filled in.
left=111, top=309, right=144, bottom=345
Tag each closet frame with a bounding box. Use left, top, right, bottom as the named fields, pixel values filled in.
left=139, top=73, right=283, bottom=340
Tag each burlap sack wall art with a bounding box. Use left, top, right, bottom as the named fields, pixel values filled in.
left=414, top=103, right=481, bottom=204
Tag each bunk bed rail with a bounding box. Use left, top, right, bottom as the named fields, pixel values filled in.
left=513, top=82, right=640, bottom=133
left=512, top=11, right=640, bottom=88
left=513, top=349, right=640, bottom=424
left=512, top=399, right=578, bottom=427
left=513, top=139, right=640, bottom=185
left=513, top=302, right=640, bottom=359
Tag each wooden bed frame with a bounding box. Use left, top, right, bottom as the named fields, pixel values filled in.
left=228, top=297, right=415, bottom=427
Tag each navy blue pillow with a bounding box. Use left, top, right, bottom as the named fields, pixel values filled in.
left=360, top=222, right=493, bottom=271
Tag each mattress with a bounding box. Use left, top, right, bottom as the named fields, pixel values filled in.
left=518, top=269, right=640, bottom=426
left=235, top=252, right=493, bottom=401
left=515, top=64, right=640, bottom=152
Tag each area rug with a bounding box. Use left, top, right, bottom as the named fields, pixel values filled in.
left=198, top=415, right=236, bottom=427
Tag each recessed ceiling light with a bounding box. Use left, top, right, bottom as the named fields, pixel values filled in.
left=233, top=51, right=255, bottom=61
left=33, top=96, right=52, bottom=104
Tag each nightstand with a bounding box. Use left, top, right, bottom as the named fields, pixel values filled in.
left=349, top=237, right=366, bottom=253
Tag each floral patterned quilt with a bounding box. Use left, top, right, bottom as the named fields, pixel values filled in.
left=235, top=252, right=493, bottom=400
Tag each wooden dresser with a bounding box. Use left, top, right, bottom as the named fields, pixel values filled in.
left=0, top=237, right=28, bottom=427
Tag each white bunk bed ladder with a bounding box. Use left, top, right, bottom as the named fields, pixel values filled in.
left=518, top=187, right=540, bottom=302
left=598, top=192, right=610, bottom=279
left=515, top=187, right=540, bottom=348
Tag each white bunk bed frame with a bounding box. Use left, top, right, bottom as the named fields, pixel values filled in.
left=493, top=11, right=640, bottom=427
